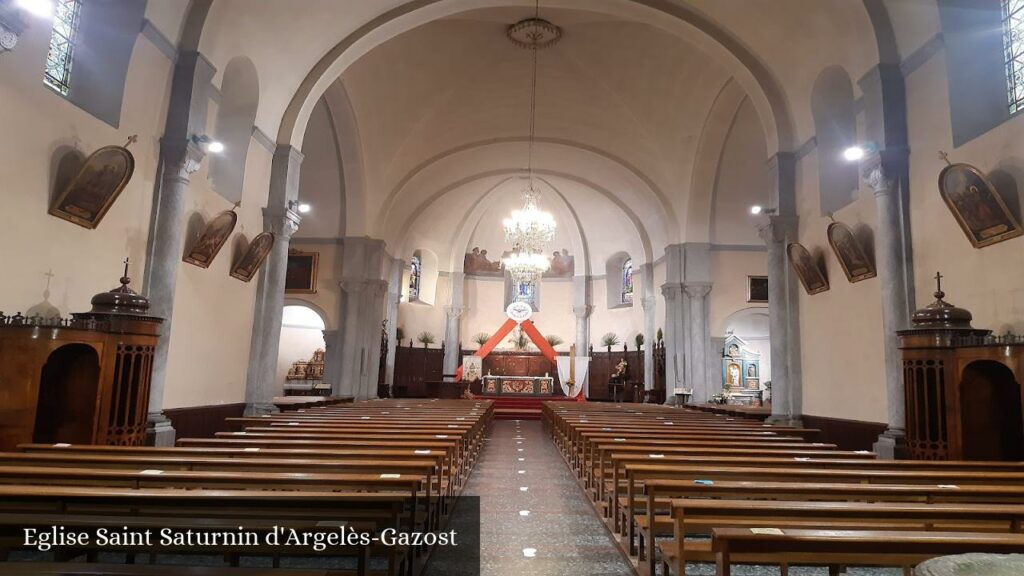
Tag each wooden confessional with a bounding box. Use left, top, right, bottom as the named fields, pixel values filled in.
left=0, top=271, right=163, bottom=450
left=899, top=278, right=1024, bottom=461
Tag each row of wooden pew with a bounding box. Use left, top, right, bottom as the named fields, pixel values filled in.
left=0, top=398, right=493, bottom=576
left=542, top=401, right=1024, bottom=576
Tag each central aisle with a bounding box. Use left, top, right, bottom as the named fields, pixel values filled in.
left=431, top=419, right=634, bottom=576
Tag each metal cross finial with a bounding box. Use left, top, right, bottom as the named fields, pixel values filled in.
left=938, top=151, right=951, bottom=166
left=935, top=271, right=943, bottom=292
left=121, top=257, right=131, bottom=287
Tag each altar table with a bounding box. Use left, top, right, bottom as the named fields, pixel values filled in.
left=481, top=375, right=554, bottom=396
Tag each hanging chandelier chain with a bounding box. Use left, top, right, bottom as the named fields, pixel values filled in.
left=526, top=19, right=539, bottom=187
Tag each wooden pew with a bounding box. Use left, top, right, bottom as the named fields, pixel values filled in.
left=711, top=528, right=1024, bottom=576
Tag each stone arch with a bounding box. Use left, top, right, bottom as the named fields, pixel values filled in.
left=812, top=65, right=859, bottom=215
left=209, top=56, right=260, bottom=203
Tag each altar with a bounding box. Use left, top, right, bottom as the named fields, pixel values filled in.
left=481, top=375, right=554, bottom=396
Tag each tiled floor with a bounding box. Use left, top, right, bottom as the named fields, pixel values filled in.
left=428, top=419, right=634, bottom=576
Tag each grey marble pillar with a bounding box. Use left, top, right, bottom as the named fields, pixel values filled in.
left=661, top=283, right=685, bottom=404
left=684, top=283, right=712, bottom=403
left=322, top=328, right=339, bottom=388
left=384, top=258, right=404, bottom=390
left=243, top=145, right=303, bottom=416
left=443, top=272, right=466, bottom=376
left=142, top=51, right=215, bottom=447
left=573, top=304, right=592, bottom=355
left=243, top=208, right=301, bottom=416
left=758, top=215, right=802, bottom=425
left=142, top=139, right=205, bottom=445
left=360, top=280, right=388, bottom=400
left=336, top=279, right=365, bottom=398
left=863, top=152, right=911, bottom=458
left=641, top=264, right=656, bottom=392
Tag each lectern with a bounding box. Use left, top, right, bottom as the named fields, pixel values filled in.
left=0, top=269, right=163, bottom=450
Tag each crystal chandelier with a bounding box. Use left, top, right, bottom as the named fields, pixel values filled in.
left=501, top=5, right=560, bottom=287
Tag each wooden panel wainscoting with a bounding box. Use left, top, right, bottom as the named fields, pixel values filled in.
left=799, top=414, right=888, bottom=452
left=163, top=402, right=247, bottom=439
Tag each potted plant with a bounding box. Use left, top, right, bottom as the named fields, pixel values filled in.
left=507, top=328, right=530, bottom=352
left=396, top=327, right=405, bottom=343
left=601, top=332, right=620, bottom=353
left=657, top=327, right=664, bottom=346
left=473, top=332, right=490, bottom=347
left=635, top=333, right=644, bottom=350
left=416, top=331, right=436, bottom=348
left=545, top=334, right=564, bottom=348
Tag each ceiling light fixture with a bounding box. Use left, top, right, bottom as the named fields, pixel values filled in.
left=192, top=134, right=224, bottom=154
left=501, top=2, right=561, bottom=296
left=298, top=203, right=311, bottom=214
left=16, top=0, right=53, bottom=18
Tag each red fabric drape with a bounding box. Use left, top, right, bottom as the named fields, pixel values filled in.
left=519, top=319, right=556, bottom=364
left=455, top=318, right=518, bottom=380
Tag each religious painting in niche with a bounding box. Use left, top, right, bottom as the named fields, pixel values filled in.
left=786, top=243, right=829, bottom=295
left=464, top=248, right=503, bottom=276
left=939, top=162, right=1023, bottom=248
left=285, top=250, right=319, bottom=294
left=183, top=209, right=237, bottom=268
left=463, top=356, right=483, bottom=382
left=747, top=276, right=768, bottom=303
left=230, top=232, right=274, bottom=282
left=826, top=221, right=876, bottom=283
left=49, top=142, right=135, bottom=229
left=548, top=249, right=574, bottom=278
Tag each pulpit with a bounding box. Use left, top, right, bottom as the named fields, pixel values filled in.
left=0, top=270, right=163, bottom=450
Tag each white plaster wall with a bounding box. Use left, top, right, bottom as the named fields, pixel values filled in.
left=275, top=326, right=327, bottom=388
left=708, top=250, right=769, bottom=337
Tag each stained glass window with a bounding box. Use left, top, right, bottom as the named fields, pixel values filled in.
left=44, top=0, right=84, bottom=95
left=1005, top=0, right=1024, bottom=114
left=621, top=258, right=634, bottom=304
left=408, top=255, right=421, bottom=301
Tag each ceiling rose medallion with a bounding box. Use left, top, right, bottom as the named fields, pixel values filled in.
left=507, top=17, right=562, bottom=50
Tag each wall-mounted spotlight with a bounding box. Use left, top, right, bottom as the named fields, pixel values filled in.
left=750, top=205, right=777, bottom=216
left=1, top=0, right=53, bottom=54
left=843, top=142, right=877, bottom=163
left=287, top=200, right=311, bottom=215
left=191, top=134, right=224, bottom=154
left=297, top=203, right=312, bottom=214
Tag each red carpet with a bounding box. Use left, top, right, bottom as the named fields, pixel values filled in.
left=475, top=395, right=578, bottom=420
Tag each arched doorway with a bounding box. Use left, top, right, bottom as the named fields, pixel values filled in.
left=960, top=360, right=1024, bottom=461
left=33, top=344, right=100, bottom=444
left=277, top=304, right=328, bottom=396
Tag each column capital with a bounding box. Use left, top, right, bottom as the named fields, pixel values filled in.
left=573, top=304, right=592, bottom=319
left=683, top=282, right=712, bottom=298
left=660, top=282, right=684, bottom=300
left=339, top=279, right=367, bottom=294
left=641, top=296, right=656, bottom=311
left=160, top=138, right=206, bottom=176
left=757, top=215, right=798, bottom=245
left=263, top=207, right=301, bottom=240
left=444, top=305, right=468, bottom=319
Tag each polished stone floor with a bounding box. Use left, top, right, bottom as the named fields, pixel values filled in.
left=427, top=419, right=635, bottom=576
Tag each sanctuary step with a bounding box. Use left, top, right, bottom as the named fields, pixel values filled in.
left=476, top=395, right=577, bottom=420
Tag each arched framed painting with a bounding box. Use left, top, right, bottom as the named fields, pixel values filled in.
left=826, top=221, right=875, bottom=283
left=184, top=209, right=237, bottom=268
left=49, top=145, right=135, bottom=229
left=230, top=232, right=275, bottom=282
left=786, top=243, right=829, bottom=295
left=939, top=163, right=1023, bottom=248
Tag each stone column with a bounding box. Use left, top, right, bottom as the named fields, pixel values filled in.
left=143, top=139, right=205, bottom=445
left=758, top=215, right=801, bottom=425
left=384, top=258, right=403, bottom=390
left=661, top=283, right=685, bottom=404
left=336, top=279, right=366, bottom=398
left=683, top=283, right=712, bottom=403
left=641, top=263, right=656, bottom=392
left=322, top=328, right=339, bottom=388
left=243, top=207, right=301, bottom=416
left=863, top=151, right=911, bottom=458
left=141, top=51, right=214, bottom=446
left=361, top=280, right=389, bottom=400
left=573, top=304, right=592, bottom=355
left=243, top=145, right=303, bottom=416
left=443, top=272, right=466, bottom=376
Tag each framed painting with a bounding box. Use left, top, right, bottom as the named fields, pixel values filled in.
left=285, top=250, right=319, bottom=294
left=747, top=276, right=768, bottom=303
left=786, top=243, right=829, bottom=295
left=183, top=210, right=237, bottom=268
left=939, top=162, right=1023, bottom=248
left=826, top=221, right=876, bottom=283
left=49, top=145, right=135, bottom=229
left=230, top=232, right=275, bottom=282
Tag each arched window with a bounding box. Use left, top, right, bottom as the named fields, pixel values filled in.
left=621, top=258, right=634, bottom=304
left=44, top=0, right=85, bottom=95
left=209, top=57, right=260, bottom=203
left=408, top=255, right=422, bottom=302
left=1004, top=0, right=1024, bottom=114
left=811, top=66, right=858, bottom=214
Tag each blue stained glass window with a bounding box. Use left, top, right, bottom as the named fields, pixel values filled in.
left=515, top=282, right=536, bottom=307
left=621, top=258, right=634, bottom=304
left=408, top=255, right=421, bottom=301
left=1005, top=0, right=1024, bottom=114
left=44, top=0, right=84, bottom=95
